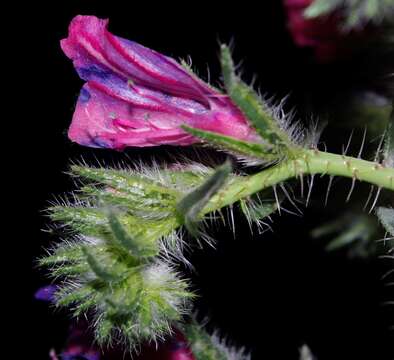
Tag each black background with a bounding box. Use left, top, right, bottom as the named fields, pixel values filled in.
left=12, top=1, right=393, bottom=359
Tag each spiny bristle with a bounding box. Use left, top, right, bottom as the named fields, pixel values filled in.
left=239, top=193, right=278, bottom=234
left=262, top=95, right=306, bottom=147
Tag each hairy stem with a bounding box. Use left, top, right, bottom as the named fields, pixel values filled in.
left=203, top=150, right=394, bottom=213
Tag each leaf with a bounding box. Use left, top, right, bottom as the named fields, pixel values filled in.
left=176, top=160, right=233, bottom=235
left=182, top=125, right=278, bottom=161
left=311, top=212, right=378, bottom=254
left=50, top=206, right=107, bottom=236
left=71, top=165, right=178, bottom=199
left=220, top=45, right=291, bottom=149
left=325, top=219, right=374, bottom=251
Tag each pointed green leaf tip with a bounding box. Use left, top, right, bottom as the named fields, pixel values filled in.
left=177, top=160, right=232, bottom=235
left=220, top=44, right=293, bottom=151
left=182, top=125, right=278, bottom=162
left=220, top=44, right=237, bottom=94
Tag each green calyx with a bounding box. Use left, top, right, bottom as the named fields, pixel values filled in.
left=182, top=125, right=279, bottom=162
left=182, top=45, right=306, bottom=164
left=220, top=44, right=296, bottom=151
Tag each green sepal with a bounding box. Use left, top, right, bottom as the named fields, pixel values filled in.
left=71, top=165, right=178, bottom=199
left=177, top=160, right=233, bottom=235
left=182, top=125, right=278, bottom=162
left=49, top=205, right=176, bottom=253
left=39, top=244, right=83, bottom=266
left=220, top=44, right=237, bottom=95
left=55, top=285, right=94, bottom=308
left=220, top=44, right=291, bottom=150
left=79, top=185, right=172, bottom=216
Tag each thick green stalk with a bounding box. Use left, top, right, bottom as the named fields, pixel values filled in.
left=203, top=150, right=394, bottom=214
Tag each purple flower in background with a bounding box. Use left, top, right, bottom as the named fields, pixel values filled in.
left=43, top=319, right=195, bottom=360
left=61, top=15, right=256, bottom=150
left=60, top=322, right=101, bottom=360
left=34, top=285, right=57, bottom=302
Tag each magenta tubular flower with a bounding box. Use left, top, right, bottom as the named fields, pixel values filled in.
left=61, top=15, right=256, bottom=150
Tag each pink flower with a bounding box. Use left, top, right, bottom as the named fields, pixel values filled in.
left=54, top=320, right=195, bottom=360
left=135, top=330, right=195, bottom=360
left=283, top=0, right=343, bottom=62
left=61, top=15, right=256, bottom=150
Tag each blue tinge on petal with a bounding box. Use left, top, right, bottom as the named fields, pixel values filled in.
left=79, top=88, right=91, bottom=103
left=91, top=136, right=114, bottom=148
left=76, top=65, right=112, bottom=82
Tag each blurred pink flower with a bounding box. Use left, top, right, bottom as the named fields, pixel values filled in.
left=61, top=15, right=256, bottom=150
left=283, top=0, right=343, bottom=62
left=44, top=318, right=195, bottom=359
